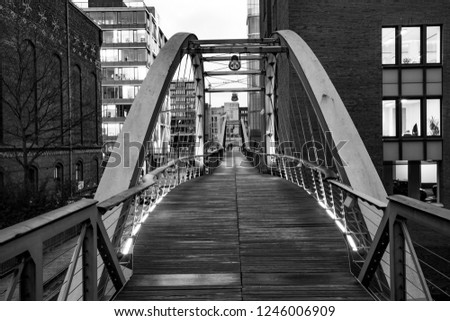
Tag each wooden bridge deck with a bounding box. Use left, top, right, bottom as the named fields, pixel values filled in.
left=115, top=152, right=373, bottom=301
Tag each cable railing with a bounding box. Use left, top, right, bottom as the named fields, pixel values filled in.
left=0, top=150, right=223, bottom=301
left=242, top=148, right=450, bottom=301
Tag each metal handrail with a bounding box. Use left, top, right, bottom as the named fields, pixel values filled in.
left=243, top=148, right=449, bottom=300
left=0, top=150, right=224, bottom=301
left=0, top=199, right=97, bottom=247
left=328, top=180, right=388, bottom=210
left=97, top=151, right=223, bottom=214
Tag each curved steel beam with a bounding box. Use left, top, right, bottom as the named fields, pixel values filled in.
left=275, top=30, right=427, bottom=300
left=192, top=53, right=205, bottom=158
left=95, top=33, right=198, bottom=203
left=274, top=30, right=387, bottom=203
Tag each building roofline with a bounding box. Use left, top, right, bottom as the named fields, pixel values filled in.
left=69, top=1, right=102, bottom=31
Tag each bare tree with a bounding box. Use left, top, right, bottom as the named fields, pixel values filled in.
left=0, top=13, right=95, bottom=197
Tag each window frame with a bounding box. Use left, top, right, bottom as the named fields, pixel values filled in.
left=381, top=25, right=443, bottom=139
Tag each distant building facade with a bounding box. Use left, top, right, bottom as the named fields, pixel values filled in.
left=74, top=0, right=167, bottom=148
left=224, top=102, right=241, bottom=148
left=260, top=0, right=450, bottom=207
left=169, top=80, right=196, bottom=157
left=0, top=0, right=103, bottom=197
left=208, top=107, right=225, bottom=144
left=247, top=0, right=262, bottom=142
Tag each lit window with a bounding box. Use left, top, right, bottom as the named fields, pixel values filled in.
left=426, top=99, right=440, bottom=136
left=382, top=28, right=396, bottom=64
left=401, top=99, right=421, bottom=136
left=382, top=100, right=396, bottom=137
left=401, top=27, right=421, bottom=64
left=427, top=26, right=441, bottom=63
left=381, top=25, right=442, bottom=139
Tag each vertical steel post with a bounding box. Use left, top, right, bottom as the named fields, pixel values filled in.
left=20, top=249, right=43, bottom=300
left=83, top=222, right=98, bottom=300
left=390, top=217, right=406, bottom=300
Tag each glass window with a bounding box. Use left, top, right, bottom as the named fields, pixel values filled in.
left=122, top=85, right=135, bottom=99
left=89, top=12, right=103, bottom=24
left=382, top=100, right=396, bottom=137
left=121, top=30, right=133, bottom=43
left=427, top=26, right=441, bottom=63
left=101, top=49, right=119, bottom=62
left=401, top=69, right=423, bottom=96
left=136, top=29, right=147, bottom=43
left=136, top=11, right=146, bottom=24
left=103, top=86, right=118, bottom=99
left=426, top=99, right=440, bottom=136
left=121, top=49, right=135, bottom=62
left=119, top=12, right=133, bottom=24
left=103, top=12, right=117, bottom=24
left=102, top=68, right=114, bottom=80
left=421, top=163, right=437, bottom=184
left=116, top=105, right=131, bottom=117
left=136, top=66, right=148, bottom=80
left=401, top=27, right=421, bottom=64
left=103, top=123, right=122, bottom=137
left=102, top=104, right=116, bottom=117
left=151, top=19, right=157, bottom=39
left=54, top=163, right=63, bottom=182
left=136, top=49, right=147, bottom=61
left=75, top=161, right=83, bottom=181
left=103, top=31, right=114, bottom=43
left=121, top=68, right=135, bottom=80
left=382, top=28, right=396, bottom=64
left=401, top=99, right=421, bottom=136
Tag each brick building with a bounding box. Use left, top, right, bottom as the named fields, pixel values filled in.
left=0, top=0, right=102, bottom=204
left=260, top=0, right=450, bottom=207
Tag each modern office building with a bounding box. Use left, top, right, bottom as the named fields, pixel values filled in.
left=74, top=0, right=167, bottom=148
left=247, top=0, right=263, bottom=142
left=223, top=102, right=242, bottom=148
left=0, top=0, right=102, bottom=210
left=208, top=107, right=225, bottom=144
left=260, top=0, right=450, bottom=207
left=169, top=80, right=197, bottom=157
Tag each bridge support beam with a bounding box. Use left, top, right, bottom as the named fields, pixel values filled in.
left=20, top=252, right=43, bottom=301
left=193, top=53, right=205, bottom=160
left=389, top=218, right=406, bottom=300
left=264, top=54, right=277, bottom=159
left=82, top=222, right=97, bottom=301
left=407, top=161, right=421, bottom=200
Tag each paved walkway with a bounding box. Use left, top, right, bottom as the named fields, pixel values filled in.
left=115, top=152, right=372, bottom=300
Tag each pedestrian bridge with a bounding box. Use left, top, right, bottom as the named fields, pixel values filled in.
left=115, top=152, right=372, bottom=301
left=1, top=31, right=449, bottom=301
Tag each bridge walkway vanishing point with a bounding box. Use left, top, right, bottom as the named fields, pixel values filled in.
left=115, top=151, right=373, bottom=300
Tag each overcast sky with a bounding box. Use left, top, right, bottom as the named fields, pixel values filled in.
left=146, top=1, right=250, bottom=107
left=148, top=0, right=248, bottom=39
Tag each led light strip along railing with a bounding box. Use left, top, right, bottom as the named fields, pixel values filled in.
left=242, top=148, right=450, bottom=300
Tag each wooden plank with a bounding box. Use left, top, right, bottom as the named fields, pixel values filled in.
left=115, top=152, right=373, bottom=301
